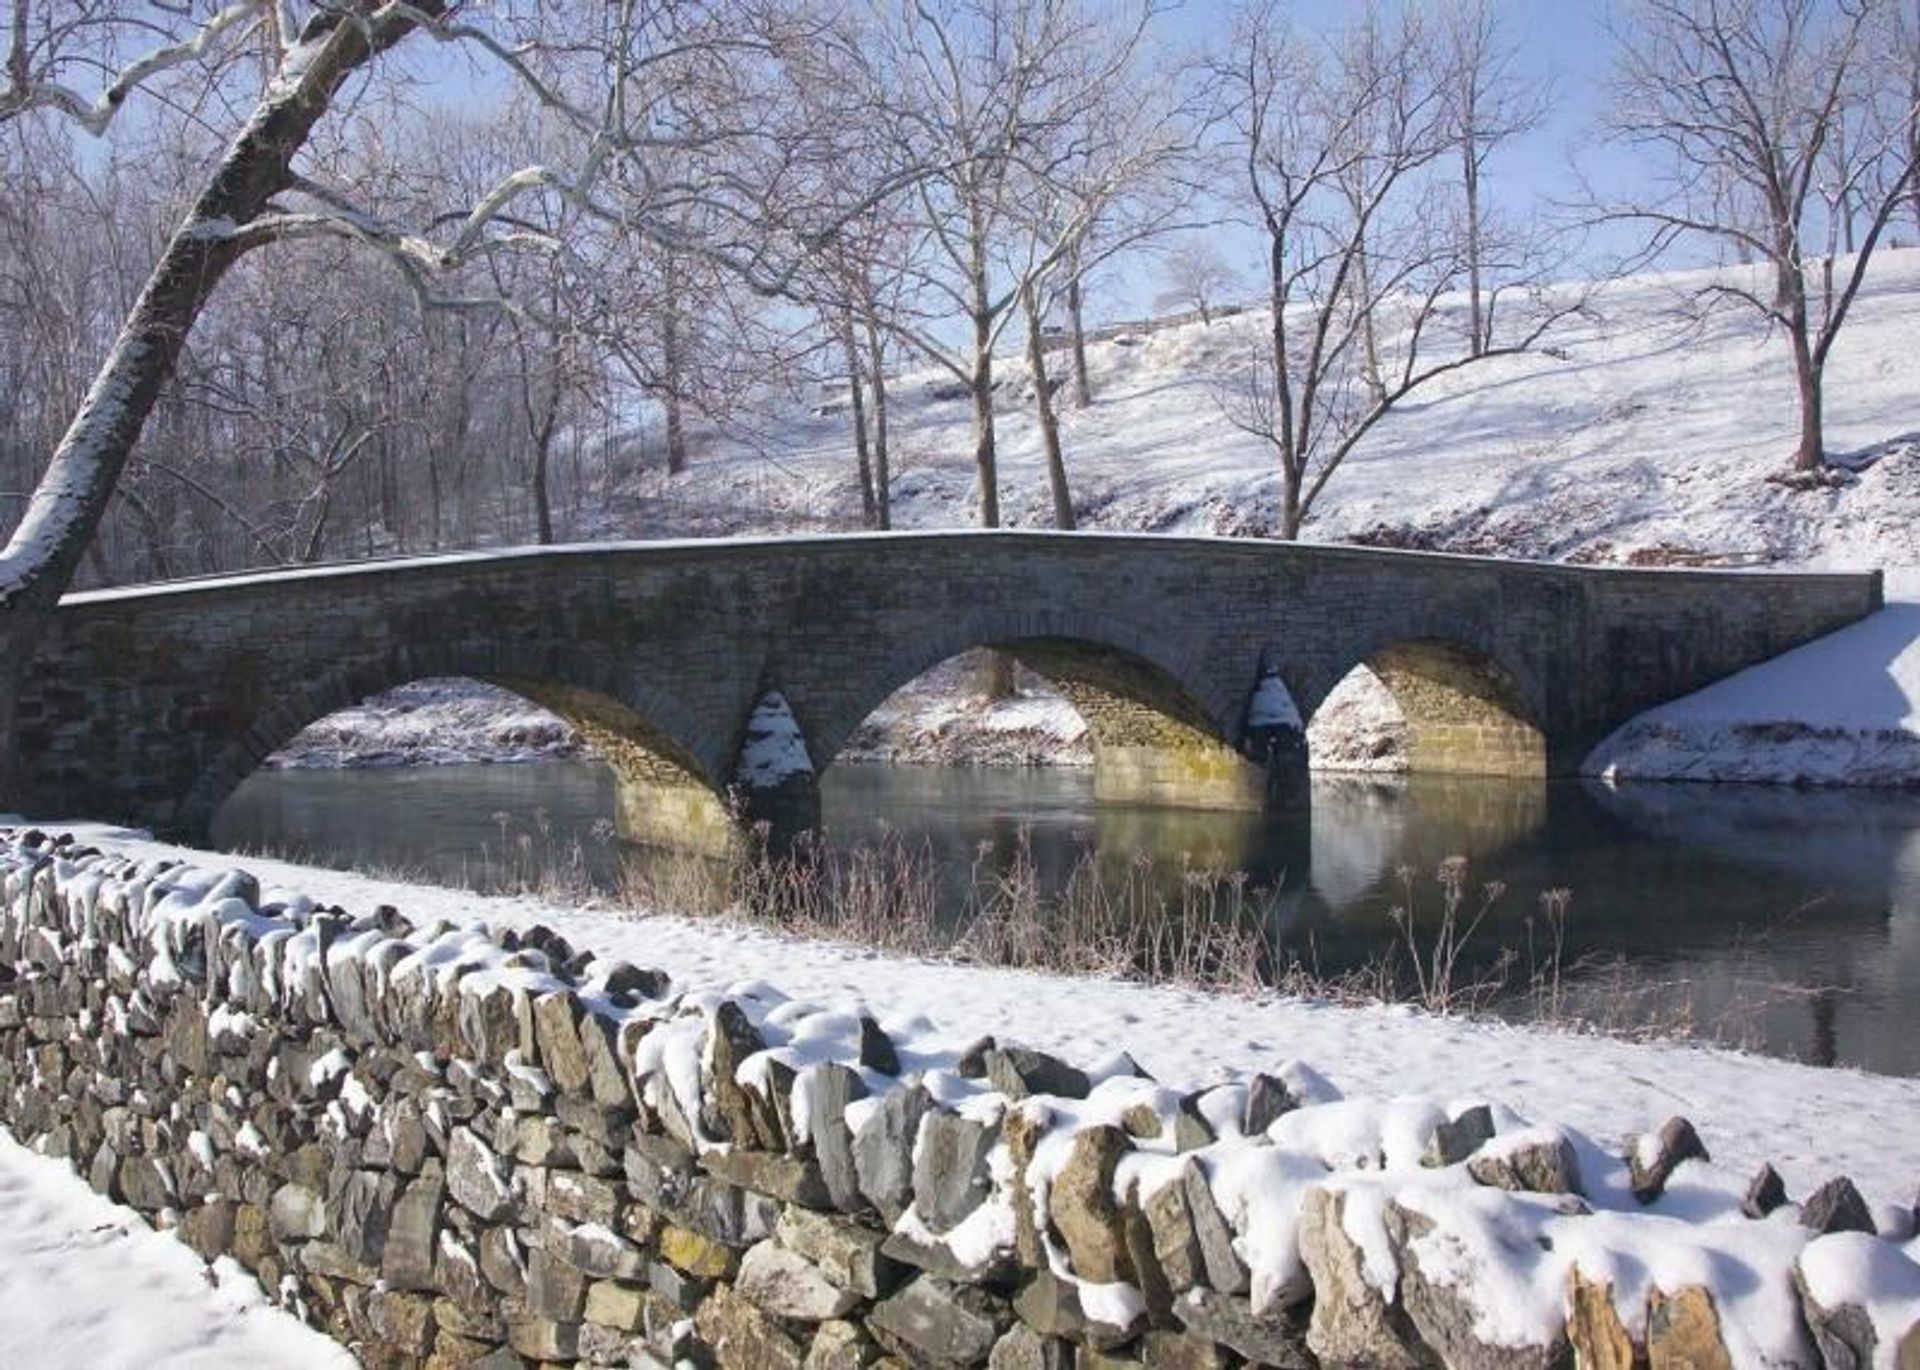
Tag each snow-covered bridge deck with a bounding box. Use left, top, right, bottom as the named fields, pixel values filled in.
left=4, top=532, right=1883, bottom=844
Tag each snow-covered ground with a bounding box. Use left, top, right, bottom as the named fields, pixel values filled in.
left=609, top=250, right=1920, bottom=570
left=0, top=1130, right=353, bottom=1368
left=269, top=677, right=579, bottom=769
left=839, top=650, right=1092, bottom=767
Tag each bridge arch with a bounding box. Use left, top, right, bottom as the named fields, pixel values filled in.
left=182, top=642, right=735, bottom=852
left=806, top=609, right=1288, bottom=811
left=1315, top=637, right=1546, bottom=779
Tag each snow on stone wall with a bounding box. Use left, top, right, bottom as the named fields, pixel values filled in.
left=0, top=827, right=1913, bottom=1369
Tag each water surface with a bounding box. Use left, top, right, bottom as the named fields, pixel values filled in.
left=213, top=762, right=1920, bottom=1076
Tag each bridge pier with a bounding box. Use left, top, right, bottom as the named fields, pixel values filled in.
left=1008, top=642, right=1298, bottom=815
left=493, top=677, right=744, bottom=859
left=611, top=775, right=741, bottom=859
left=1091, top=741, right=1275, bottom=811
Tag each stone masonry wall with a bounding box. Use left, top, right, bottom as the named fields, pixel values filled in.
left=2, top=827, right=1915, bottom=1370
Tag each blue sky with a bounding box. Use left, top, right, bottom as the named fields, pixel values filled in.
left=1067, top=2, right=1651, bottom=314
left=382, top=0, right=1661, bottom=321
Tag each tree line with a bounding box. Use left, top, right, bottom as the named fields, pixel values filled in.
left=0, top=0, right=1915, bottom=610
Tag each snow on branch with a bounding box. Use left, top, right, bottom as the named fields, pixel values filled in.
left=0, top=1, right=265, bottom=136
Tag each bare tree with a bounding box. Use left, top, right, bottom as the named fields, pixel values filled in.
left=1214, top=0, right=1571, bottom=540
left=816, top=235, right=911, bottom=529
left=1442, top=0, right=1550, bottom=358
left=1044, top=80, right=1200, bottom=410
left=1879, top=0, right=1920, bottom=237
left=0, top=1, right=450, bottom=617
left=1013, top=32, right=1196, bottom=527
left=1601, top=0, right=1920, bottom=477
left=1153, top=240, right=1245, bottom=325
left=862, top=0, right=1162, bottom=529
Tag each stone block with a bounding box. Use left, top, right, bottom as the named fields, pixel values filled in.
left=913, top=1112, right=997, bottom=1233
left=584, top=1279, right=649, bottom=1333
left=1046, top=1125, right=1133, bottom=1284
left=739, top=1240, right=862, bottom=1321
left=703, top=1148, right=832, bottom=1208
left=777, top=1206, right=904, bottom=1298
left=528, top=1247, right=589, bottom=1322
left=807, top=1320, right=882, bottom=1370
left=694, top=1284, right=806, bottom=1370
left=382, top=1174, right=446, bottom=1292
left=853, top=1084, right=933, bottom=1224
left=660, top=1223, right=739, bottom=1280
left=870, top=1277, right=1009, bottom=1367
left=270, top=1182, right=328, bottom=1243
left=507, top=1314, right=581, bottom=1362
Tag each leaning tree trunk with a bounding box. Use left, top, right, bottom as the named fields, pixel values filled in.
left=1790, top=332, right=1826, bottom=474
left=531, top=402, right=559, bottom=545
left=1781, top=263, right=1825, bottom=473
left=1267, top=234, right=1305, bottom=542
left=0, top=2, right=443, bottom=794
left=969, top=317, right=1017, bottom=699
left=1066, top=267, right=1092, bottom=409
left=662, top=294, right=689, bottom=477
left=1280, top=469, right=1305, bottom=541
left=1463, top=136, right=1486, bottom=357
left=969, top=313, right=1000, bottom=529
left=1909, top=59, right=1920, bottom=239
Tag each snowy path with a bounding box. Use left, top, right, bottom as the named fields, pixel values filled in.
left=0, top=1129, right=352, bottom=1369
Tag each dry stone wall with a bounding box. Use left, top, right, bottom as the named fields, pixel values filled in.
left=1, top=826, right=1916, bottom=1370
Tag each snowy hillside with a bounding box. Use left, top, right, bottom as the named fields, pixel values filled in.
left=607, top=249, right=1920, bottom=570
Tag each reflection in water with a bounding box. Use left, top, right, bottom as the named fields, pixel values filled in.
left=213, top=762, right=1920, bottom=1076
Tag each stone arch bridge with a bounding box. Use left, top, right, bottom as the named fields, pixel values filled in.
left=2, top=533, right=1881, bottom=850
